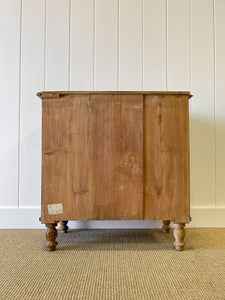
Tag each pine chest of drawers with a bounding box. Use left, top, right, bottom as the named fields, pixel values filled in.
left=37, top=91, right=192, bottom=251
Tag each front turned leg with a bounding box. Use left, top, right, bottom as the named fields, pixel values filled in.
left=162, top=220, right=171, bottom=233
left=59, top=221, right=68, bottom=233
left=173, top=223, right=185, bottom=251
left=45, top=223, right=58, bottom=251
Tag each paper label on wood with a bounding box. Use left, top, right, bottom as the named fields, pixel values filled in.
left=48, top=203, right=63, bottom=215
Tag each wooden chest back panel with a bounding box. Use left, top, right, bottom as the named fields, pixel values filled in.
left=88, top=94, right=143, bottom=219
left=41, top=92, right=190, bottom=223
left=42, top=96, right=88, bottom=222
left=42, top=94, right=143, bottom=222
left=143, top=95, right=190, bottom=222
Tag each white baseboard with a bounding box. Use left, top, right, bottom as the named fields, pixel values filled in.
left=187, top=208, right=225, bottom=228
left=0, top=208, right=45, bottom=229
left=0, top=208, right=224, bottom=229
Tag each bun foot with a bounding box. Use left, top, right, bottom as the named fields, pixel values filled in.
left=45, top=223, right=58, bottom=251
left=162, top=220, right=171, bottom=233
left=59, top=221, right=69, bottom=233
left=173, top=223, right=185, bottom=251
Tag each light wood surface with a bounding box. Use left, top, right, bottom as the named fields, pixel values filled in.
left=162, top=220, right=171, bottom=233
left=37, top=91, right=192, bottom=98
left=59, top=221, right=68, bottom=233
left=144, top=95, right=190, bottom=223
left=39, top=91, right=191, bottom=250
left=88, top=94, right=143, bottom=220
left=45, top=222, right=58, bottom=251
left=41, top=95, right=89, bottom=223
left=173, top=223, right=185, bottom=251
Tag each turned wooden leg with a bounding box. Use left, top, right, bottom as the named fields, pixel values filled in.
left=173, top=223, right=185, bottom=251
left=59, top=221, right=68, bottom=233
left=45, top=223, right=58, bottom=251
left=162, top=220, right=171, bottom=233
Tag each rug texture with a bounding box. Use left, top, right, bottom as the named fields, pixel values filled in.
left=0, top=228, right=224, bottom=300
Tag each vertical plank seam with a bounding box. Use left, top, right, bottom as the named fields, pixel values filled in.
left=93, top=0, right=95, bottom=91
left=189, top=0, right=192, bottom=93
left=42, top=0, right=47, bottom=216
left=42, top=0, right=47, bottom=213
left=141, top=0, right=144, bottom=90
left=166, top=0, right=168, bottom=91
left=189, top=0, right=193, bottom=207
left=68, top=0, right=71, bottom=91
left=117, top=0, right=120, bottom=90
left=213, top=0, right=217, bottom=208
left=87, top=95, right=90, bottom=219
left=142, top=95, right=145, bottom=219
left=18, top=0, right=23, bottom=208
left=44, top=0, right=47, bottom=90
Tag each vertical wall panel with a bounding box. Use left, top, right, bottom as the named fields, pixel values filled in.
left=167, top=0, right=190, bottom=90
left=143, top=0, right=166, bottom=90
left=95, top=0, right=118, bottom=90
left=215, top=0, right=225, bottom=208
left=45, top=0, right=70, bottom=90
left=0, top=0, right=21, bottom=207
left=70, top=0, right=94, bottom=90
left=191, top=0, right=215, bottom=207
left=19, top=0, right=45, bottom=207
left=119, top=0, right=142, bottom=90
left=1, top=0, right=225, bottom=226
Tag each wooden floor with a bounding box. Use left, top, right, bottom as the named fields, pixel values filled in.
left=0, top=228, right=224, bottom=299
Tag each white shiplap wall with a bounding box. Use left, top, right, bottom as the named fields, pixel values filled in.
left=0, top=0, right=225, bottom=228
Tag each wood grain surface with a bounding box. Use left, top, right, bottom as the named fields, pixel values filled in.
left=40, top=92, right=191, bottom=224
left=41, top=95, right=88, bottom=223
left=37, top=91, right=192, bottom=98
left=143, top=95, right=190, bottom=223
left=88, top=94, right=143, bottom=219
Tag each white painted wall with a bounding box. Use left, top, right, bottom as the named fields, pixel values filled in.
left=0, top=0, right=225, bottom=228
